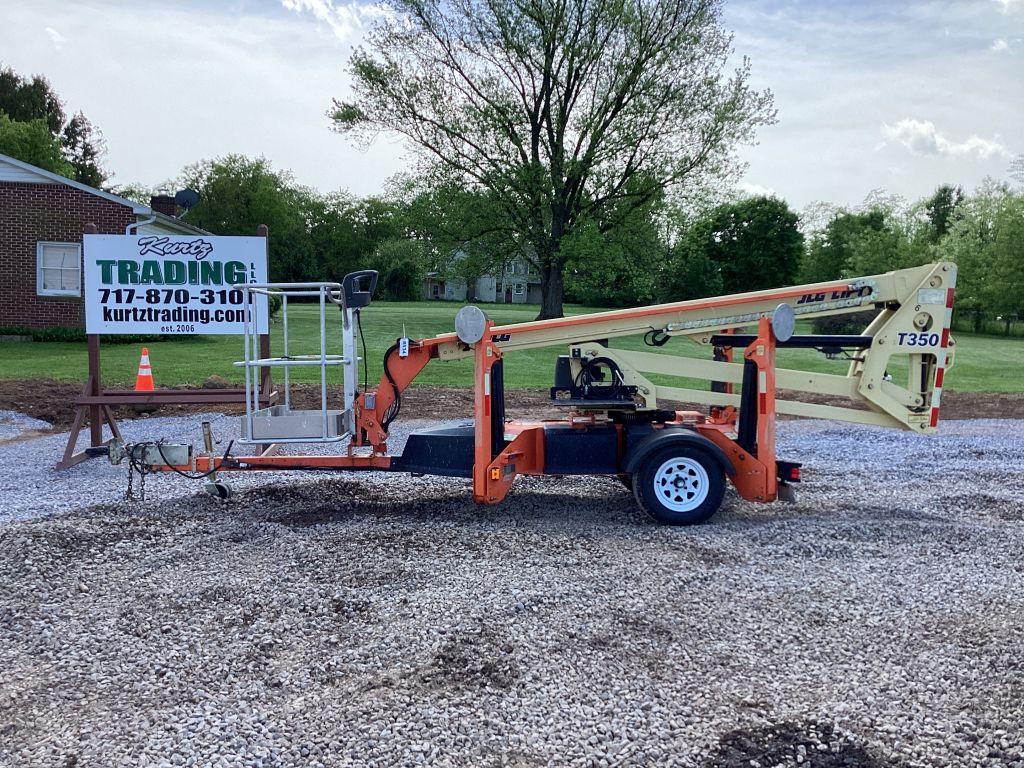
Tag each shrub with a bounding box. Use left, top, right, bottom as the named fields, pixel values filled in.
left=369, top=239, right=427, bottom=300
left=382, top=263, right=422, bottom=301
left=268, top=293, right=283, bottom=319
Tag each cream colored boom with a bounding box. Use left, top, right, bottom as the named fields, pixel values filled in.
left=430, top=262, right=958, bottom=433
left=433, top=263, right=955, bottom=359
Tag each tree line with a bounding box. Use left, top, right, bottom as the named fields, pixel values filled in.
left=129, top=153, right=1024, bottom=339
left=799, top=183, right=1024, bottom=335
left=2, top=56, right=1021, bottom=335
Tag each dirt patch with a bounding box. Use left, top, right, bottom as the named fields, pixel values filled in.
left=706, top=720, right=896, bottom=767
left=939, top=491, right=1024, bottom=521
left=0, top=428, right=53, bottom=446
left=0, top=379, right=1020, bottom=430
left=421, top=627, right=519, bottom=691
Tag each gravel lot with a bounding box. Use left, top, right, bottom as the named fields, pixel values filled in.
left=1, top=413, right=1023, bottom=767
left=0, top=412, right=429, bottom=523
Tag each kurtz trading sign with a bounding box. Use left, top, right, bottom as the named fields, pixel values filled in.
left=83, top=234, right=268, bottom=335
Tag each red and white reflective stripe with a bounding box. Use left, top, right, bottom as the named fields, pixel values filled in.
left=938, top=289, right=955, bottom=349
left=929, top=288, right=956, bottom=428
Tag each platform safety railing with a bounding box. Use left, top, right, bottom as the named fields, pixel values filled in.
left=235, top=282, right=358, bottom=444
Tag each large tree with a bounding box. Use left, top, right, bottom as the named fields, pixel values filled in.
left=720, top=195, right=801, bottom=292
left=61, top=111, right=108, bottom=188
left=399, top=178, right=534, bottom=290
left=181, top=155, right=409, bottom=285
left=332, top=0, right=774, bottom=318
left=0, top=113, right=72, bottom=176
left=306, top=192, right=407, bottom=282
left=0, top=65, right=109, bottom=186
left=564, top=193, right=665, bottom=307
left=180, top=155, right=319, bottom=282
left=670, top=195, right=802, bottom=296
left=923, top=183, right=962, bottom=242
left=0, top=67, right=65, bottom=135
left=800, top=209, right=888, bottom=283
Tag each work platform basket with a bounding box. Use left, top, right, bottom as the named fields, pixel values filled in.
left=234, top=272, right=375, bottom=444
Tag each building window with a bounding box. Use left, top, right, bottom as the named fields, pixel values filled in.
left=37, top=242, right=81, bottom=297
left=514, top=283, right=525, bottom=295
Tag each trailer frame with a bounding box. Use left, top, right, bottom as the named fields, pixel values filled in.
left=117, top=261, right=958, bottom=524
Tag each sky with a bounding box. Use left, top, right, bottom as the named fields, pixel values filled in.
left=0, top=0, right=1020, bottom=209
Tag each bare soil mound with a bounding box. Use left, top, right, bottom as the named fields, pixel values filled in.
left=0, top=379, right=1020, bottom=430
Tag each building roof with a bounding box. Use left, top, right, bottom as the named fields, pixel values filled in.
left=0, top=152, right=207, bottom=235
left=146, top=210, right=208, bottom=235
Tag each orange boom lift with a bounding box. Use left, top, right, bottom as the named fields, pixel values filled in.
left=107, top=263, right=957, bottom=524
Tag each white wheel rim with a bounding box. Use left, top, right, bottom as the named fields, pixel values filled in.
left=652, top=457, right=709, bottom=512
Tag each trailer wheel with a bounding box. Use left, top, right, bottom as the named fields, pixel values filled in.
left=633, top=445, right=724, bottom=525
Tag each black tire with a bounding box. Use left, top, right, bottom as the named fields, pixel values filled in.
left=632, top=444, right=725, bottom=525
left=617, top=474, right=633, bottom=492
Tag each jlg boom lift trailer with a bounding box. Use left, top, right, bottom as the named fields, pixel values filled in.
left=108, top=262, right=957, bottom=525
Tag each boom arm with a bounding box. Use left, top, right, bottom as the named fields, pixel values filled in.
left=358, top=262, right=957, bottom=446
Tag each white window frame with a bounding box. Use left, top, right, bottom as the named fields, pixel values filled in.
left=36, top=241, right=82, bottom=297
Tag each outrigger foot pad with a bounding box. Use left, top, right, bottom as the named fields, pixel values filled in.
left=204, top=481, right=233, bottom=501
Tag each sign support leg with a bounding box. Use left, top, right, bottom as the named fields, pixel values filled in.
left=88, top=334, right=103, bottom=447
left=57, top=334, right=121, bottom=469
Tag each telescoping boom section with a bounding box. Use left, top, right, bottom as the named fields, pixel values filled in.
left=116, top=262, right=957, bottom=525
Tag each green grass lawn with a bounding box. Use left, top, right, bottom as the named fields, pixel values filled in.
left=2, top=300, right=1021, bottom=392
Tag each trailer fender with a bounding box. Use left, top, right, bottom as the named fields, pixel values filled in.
left=623, top=429, right=735, bottom=477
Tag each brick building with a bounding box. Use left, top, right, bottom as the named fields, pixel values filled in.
left=0, top=152, right=205, bottom=329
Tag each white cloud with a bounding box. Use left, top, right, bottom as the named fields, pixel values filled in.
left=880, top=118, right=1011, bottom=160
left=738, top=181, right=777, bottom=198
left=44, top=26, right=66, bottom=50
left=280, top=0, right=390, bottom=43
left=3, top=0, right=1021, bottom=208
left=0, top=0, right=411, bottom=194
left=991, top=38, right=1010, bottom=51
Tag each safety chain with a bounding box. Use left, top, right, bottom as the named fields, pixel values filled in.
left=124, top=459, right=147, bottom=503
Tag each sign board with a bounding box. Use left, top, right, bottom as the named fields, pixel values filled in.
left=84, top=234, right=268, bottom=335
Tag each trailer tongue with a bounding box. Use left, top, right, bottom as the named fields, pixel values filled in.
left=108, top=262, right=957, bottom=525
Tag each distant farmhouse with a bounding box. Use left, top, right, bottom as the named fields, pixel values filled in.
left=423, top=252, right=542, bottom=305
left=0, top=152, right=205, bottom=330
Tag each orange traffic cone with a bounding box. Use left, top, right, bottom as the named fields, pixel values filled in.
left=134, top=347, right=155, bottom=391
